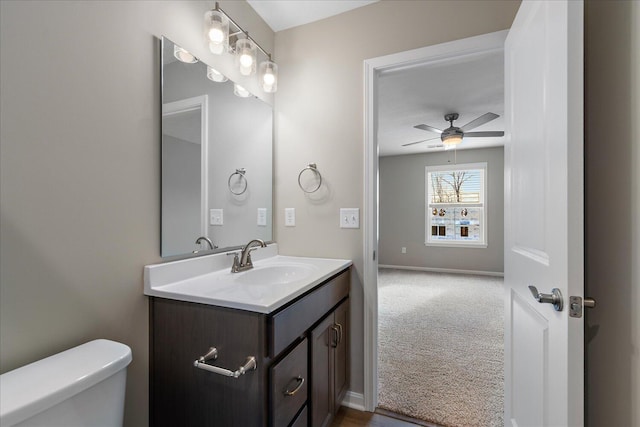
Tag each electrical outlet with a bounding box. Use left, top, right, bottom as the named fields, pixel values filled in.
left=210, top=209, right=223, bottom=225
left=401, top=247, right=407, bottom=254
left=257, top=208, right=267, bottom=226
left=285, top=208, right=295, bottom=227
left=339, top=208, right=359, bottom=229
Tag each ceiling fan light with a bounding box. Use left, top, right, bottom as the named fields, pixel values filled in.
left=442, top=134, right=463, bottom=146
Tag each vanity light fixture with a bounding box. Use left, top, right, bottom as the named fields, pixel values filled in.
left=204, top=2, right=278, bottom=92
left=206, top=65, right=228, bottom=83
left=173, top=45, right=198, bottom=64
left=259, top=59, right=278, bottom=93
left=235, top=38, right=257, bottom=76
left=233, top=83, right=251, bottom=98
left=204, top=9, right=229, bottom=54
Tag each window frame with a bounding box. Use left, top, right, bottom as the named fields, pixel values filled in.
left=425, top=162, right=488, bottom=248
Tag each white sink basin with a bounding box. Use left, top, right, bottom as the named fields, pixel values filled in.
left=144, top=246, right=352, bottom=313
left=234, top=263, right=318, bottom=285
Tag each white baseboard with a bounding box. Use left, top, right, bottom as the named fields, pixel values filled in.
left=378, top=264, right=504, bottom=277
left=340, top=391, right=366, bottom=412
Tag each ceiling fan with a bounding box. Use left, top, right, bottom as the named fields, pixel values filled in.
left=402, top=112, right=504, bottom=147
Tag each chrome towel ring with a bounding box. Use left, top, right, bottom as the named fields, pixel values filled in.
left=298, top=163, right=322, bottom=193
left=228, top=168, right=248, bottom=195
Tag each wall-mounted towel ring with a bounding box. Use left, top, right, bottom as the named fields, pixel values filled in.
left=228, top=168, right=248, bottom=195
left=298, top=163, right=322, bottom=193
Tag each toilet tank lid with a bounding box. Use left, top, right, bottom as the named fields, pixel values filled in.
left=0, top=339, right=132, bottom=426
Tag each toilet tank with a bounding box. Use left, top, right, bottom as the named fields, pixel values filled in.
left=0, top=339, right=132, bottom=427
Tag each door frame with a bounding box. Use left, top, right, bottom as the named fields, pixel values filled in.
left=163, top=95, right=210, bottom=239
left=363, top=30, right=508, bottom=411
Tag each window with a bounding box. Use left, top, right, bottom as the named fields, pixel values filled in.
left=425, top=162, right=487, bottom=247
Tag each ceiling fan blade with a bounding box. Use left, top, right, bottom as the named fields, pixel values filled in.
left=460, top=112, right=500, bottom=132
left=463, top=131, right=505, bottom=138
left=414, top=124, right=443, bottom=134
left=402, top=136, right=440, bottom=146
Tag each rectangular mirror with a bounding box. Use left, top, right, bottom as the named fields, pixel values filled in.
left=161, top=37, right=273, bottom=258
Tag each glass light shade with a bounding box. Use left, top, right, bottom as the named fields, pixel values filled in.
left=235, top=38, right=256, bottom=76
left=442, top=135, right=463, bottom=146
left=173, top=45, right=198, bottom=64
left=233, top=84, right=251, bottom=98
left=259, top=61, right=278, bottom=93
left=204, top=10, right=229, bottom=55
left=206, top=66, right=228, bottom=83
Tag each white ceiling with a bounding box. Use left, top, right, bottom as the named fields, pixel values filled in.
left=247, top=1, right=505, bottom=157
left=247, top=0, right=378, bottom=32
left=378, top=50, right=505, bottom=157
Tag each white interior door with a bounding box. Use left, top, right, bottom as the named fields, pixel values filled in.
left=504, top=1, right=584, bottom=426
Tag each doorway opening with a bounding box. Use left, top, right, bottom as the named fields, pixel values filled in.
left=363, top=31, right=508, bottom=425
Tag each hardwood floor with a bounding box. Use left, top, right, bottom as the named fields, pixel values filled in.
left=331, top=407, right=443, bottom=427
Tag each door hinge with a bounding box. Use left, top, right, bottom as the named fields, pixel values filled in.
left=373, top=250, right=376, bottom=261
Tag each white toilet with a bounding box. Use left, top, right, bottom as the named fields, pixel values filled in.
left=0, top=339, right=132, bottom=427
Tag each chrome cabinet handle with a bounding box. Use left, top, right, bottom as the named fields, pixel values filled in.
left=331, top=326, right=340, bottom=348
left=335, top=322, right=343, bottom=345
left=283, top=376, right=305, bottom=396
left=528, top=285, right=563, bottom=311
left=193, top=347, right=257, bottom=378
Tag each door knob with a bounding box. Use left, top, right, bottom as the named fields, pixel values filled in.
left=528, top=285, right=563, bottom=311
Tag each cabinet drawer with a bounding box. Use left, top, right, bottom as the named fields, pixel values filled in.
left=270, top=269, right=349, bottom=357
left=271, top=338, right=308, bottom=427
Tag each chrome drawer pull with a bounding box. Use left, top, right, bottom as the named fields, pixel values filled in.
left=331, top=325, right=340, bottom=348
left=193, top=347, right=257, bottom=378
left=283, top=376, right=305, bottom=396
left=335, top=322, right=343, bottom=344
left=330, top=323, right=343, bottom=347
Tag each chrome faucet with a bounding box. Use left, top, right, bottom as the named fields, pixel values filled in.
left=230, top=239, right=267, bottom=273
left=195, top=236, right=217, bottom=251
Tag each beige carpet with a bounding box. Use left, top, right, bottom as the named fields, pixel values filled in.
left=377, top=269, right=504, bottom=427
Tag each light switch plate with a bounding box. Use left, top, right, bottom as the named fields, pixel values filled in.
left=340, top=208, right=359, bottom=229
left=210, top=209, right=223, bottom=225
left=257, top=208, right=267, bottom=226
left=285, top=208, right=295, bottom=227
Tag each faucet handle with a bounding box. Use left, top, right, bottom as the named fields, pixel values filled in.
left=227, top=251, right=240, bottom=272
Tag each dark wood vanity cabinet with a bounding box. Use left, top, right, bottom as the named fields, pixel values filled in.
left=150, top=267, right=349, bottom=427
left=310, top=300, right=349, bottom=427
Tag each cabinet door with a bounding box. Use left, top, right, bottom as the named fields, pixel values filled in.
left=333, top=299, right=349, bottom=410
left=151, top=298, right=267, bottom=427
left=310, top=314, right=334, bottom=427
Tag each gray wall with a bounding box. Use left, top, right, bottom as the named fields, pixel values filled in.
left=585, top=1, right=640, bottom=426
left=274, top=0, right=520, bottom=396
left=0, top=2, right=273, bottom=426
left=379, top=147, right=504, bottom=273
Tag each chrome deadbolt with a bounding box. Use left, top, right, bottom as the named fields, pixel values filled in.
left=528, top=285, right=563, bottom=311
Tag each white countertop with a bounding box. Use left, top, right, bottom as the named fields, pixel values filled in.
left=144, top=245, right=351, bottom=314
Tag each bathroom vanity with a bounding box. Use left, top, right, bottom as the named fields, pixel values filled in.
left=145, top=248, right=351, bottom=427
